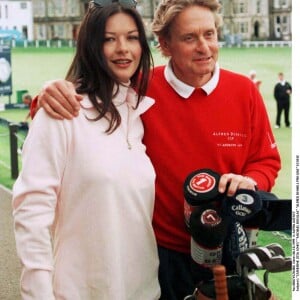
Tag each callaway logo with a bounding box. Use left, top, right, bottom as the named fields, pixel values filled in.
left=190, top=172, right=216, bottom=193
left=231, top=205, right=251, bottom=216
left=200, top=209, right=221, bottom=226
left=235, top=193, right=254, bottom=205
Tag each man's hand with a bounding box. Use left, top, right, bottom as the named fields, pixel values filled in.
left=218, top=173, right=257, bottom=196
left=38, top=80, right=83, bottom=120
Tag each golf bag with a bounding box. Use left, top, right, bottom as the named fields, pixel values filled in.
left=183, top=169, right=292, bottom=300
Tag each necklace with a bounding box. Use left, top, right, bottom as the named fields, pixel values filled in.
left=126, top=104, right=132, bottom=150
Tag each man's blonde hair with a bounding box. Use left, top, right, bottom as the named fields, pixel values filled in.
left=152, top=0, right=222, bottom=40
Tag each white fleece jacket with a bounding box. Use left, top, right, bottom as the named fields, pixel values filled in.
left=12, top=85, right=160, bottom=300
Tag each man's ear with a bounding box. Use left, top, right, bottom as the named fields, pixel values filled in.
left=158, top=36, right=171, bottom=57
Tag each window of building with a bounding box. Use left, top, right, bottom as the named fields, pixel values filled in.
left=20, top=2, right=27, bottom=9
left=280, top=0, right=288, bottom=7
left=68, top=0, right=79, bottom=16
left=49, top=24, right=65, bottom=39
left=273, top=0, right=288, bottom=8
left=233, top=0, right=248, bottom=14
left=22, top=25, right=28, bottom=39
left=33, top=1, right=46, bottom=17
left=38, top=25, right=46, bottom=39
left=240, top=2, right=245, bottom=13
left=48, top=3, right=55, bottom=16
left=281, top=16, right=289, bottom=33
left=48, top=0, right=64, bottom=17
left=50, top=24, right=55, bottom=38
left=276, top=16, right=281, bottom=24
left=281, top=25, right=288, bottom=33
left=256, top=0, right=261, bottom=14
left=56, top=24, right=65, bottom=39
left=56, top=2, right=64, bottom=16
left=239, top=22, right=248, bottom=33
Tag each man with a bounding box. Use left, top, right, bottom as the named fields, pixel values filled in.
left=274, top=72, right=292, bottom=128
left=249, top=69, right=262, bottom=90
left=32, top=1, right=281, bottom=299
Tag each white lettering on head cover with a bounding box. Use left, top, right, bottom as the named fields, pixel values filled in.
left=236, top=194, right=254, bottom=205
left=232, top=205, right=251, bottom=215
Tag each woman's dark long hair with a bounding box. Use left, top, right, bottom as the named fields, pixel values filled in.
left=65, top=4, right=153, bottom=133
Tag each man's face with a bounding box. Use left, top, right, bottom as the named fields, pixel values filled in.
left=160, top=5, right=219, bottom=87
left=279, top=74, right=284, bottom=81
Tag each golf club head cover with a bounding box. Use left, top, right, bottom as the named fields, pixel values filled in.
left=223, top=189, right=262, bottom=223
left=189, top=204, right=229, bottom=283
left=242, top=190, right=292, bottom=231
left=183, top=169, right=223, bottom=227
left=222, top=221, right=249, bottom=274
left=223, top=189, right=262, bottom=248
left=244, top=227, right=259, bottom=248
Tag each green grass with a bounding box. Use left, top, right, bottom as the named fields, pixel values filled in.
left=0, top=108, right=30, bottom=122
left=0, top=110, right=29, bottom=187
left=3, top=48, right=75, bottom=104
left=0, top=46, right=292, bottom=299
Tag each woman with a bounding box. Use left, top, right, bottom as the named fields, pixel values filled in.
left=12, top=1, right=160, bottom=299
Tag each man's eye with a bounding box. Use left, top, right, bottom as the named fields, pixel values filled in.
left=183, top=36, right=194, bottom=42
left=206, top=31, right=216, bottom=38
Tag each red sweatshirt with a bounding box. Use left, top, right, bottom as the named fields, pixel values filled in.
left=142, top=66, right=281, bottom=253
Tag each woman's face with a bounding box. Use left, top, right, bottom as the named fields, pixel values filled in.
left=103, top=12, right=142, bottom=83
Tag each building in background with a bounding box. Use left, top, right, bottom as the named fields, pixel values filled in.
left=32, top=0, right=84, bottom=41
left=0, top=0, right=292, bottom=43
left=0, top=0, right=33, bottom=41
left=220, top=0, right=292, bottom=43
left=269, top=0, right=292, bottom=40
